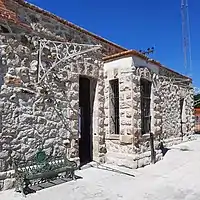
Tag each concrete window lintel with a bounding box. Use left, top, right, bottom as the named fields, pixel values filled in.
left=105, top=134, right=120, bottom=140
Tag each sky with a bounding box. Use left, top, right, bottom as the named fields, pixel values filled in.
left=27, top=0, right=200, bottom=88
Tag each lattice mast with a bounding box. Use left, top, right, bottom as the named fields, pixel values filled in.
left=181, top=0, right=192, bottom=77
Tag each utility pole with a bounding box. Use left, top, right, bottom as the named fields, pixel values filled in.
left=181, top=0, right=192, bottom=77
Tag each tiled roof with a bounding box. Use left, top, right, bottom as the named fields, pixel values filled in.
left=0, top=0, right=17, bottom=22
left=0, top=0, right=32, bottom=31
left=103, top=50, right=191, bottom=80
left=103, top=50, right=147, bottom=62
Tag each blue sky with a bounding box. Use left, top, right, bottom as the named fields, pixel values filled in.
left=27, top=0, right=199, bottom=87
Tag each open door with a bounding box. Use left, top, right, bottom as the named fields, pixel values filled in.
left=79, top=77, right=92, bottom=166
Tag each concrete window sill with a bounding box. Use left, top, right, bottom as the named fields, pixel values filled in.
left=142, top=133, right=151, bottom=139
left=105, top=134, right=120, bottom=140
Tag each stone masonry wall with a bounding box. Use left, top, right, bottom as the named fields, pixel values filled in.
left=0, top=32, right=105, bottom=189
left=104, top=59, right=194, bottom=169
left=153, top=77, right=194, bottom=146
left=5, top=0, right=125, bottom=56
left=0, top=0, right=126, bottom=189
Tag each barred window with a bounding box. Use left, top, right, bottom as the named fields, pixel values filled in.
left=109, top=79, right=120, bottom=134
left=140, top=79, right=152, bottom=135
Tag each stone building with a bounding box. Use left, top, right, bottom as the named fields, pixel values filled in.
left=103, top=51, right=194, bottom=168
left=0, top=0, right=195, bottom=190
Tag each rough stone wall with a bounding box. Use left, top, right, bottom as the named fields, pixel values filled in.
left=0, top=0, right=126, bottom=189
left=5, top=0, right=125, bottom=56
left=0, top=31, right=106, bottom=189
left=104, top=58, right=194, bottom=169
left=154, top=77, right=195, bottom=146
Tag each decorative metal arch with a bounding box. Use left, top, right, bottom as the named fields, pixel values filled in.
left=29, top=40, right=102, bottom=146
left=38, top=39, right=102, bottom=84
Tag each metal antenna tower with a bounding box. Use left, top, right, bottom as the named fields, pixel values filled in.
left=181, top=0, right=192, bottom=77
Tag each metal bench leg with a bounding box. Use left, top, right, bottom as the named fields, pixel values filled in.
left=65, top=169, right=76, bottom=180
left=65, top=170, right=70, bottom=178
left=23, top=178, right=36, bottom=195
left=71, top=170, right=76, bottom=180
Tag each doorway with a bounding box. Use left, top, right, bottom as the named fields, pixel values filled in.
left=79, top=76, right=92, bottom=166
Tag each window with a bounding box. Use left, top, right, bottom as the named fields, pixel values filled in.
left=140, top=79, right=152, bottom=135
left=109, top=79, right=120, bottom=134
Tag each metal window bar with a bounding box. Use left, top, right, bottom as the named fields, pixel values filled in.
left=141, top=79, right=152, bottom=134
left=110, top=79, right=120, bottom=134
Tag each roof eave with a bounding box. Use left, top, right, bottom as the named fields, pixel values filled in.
left=13, top=0, right=127, bottom=52
left=103, top=50, right=192, bottom=81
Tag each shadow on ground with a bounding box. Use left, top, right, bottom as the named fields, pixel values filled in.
left=90, top=162, right=135, bottom=178
left=22, top=175, right=82, bottom=195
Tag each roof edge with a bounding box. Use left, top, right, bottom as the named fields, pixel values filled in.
left=14, top=0, right=127, bottom=52
left=103, top=50, right=192, bottom=81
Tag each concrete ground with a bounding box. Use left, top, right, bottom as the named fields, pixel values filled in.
left=1, top=135, right=200, bottom=200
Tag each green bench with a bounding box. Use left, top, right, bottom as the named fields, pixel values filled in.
left=13, top=148, right=78, bottom=195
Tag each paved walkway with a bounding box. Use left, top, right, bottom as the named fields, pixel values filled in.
left=1, top=136, right=200, bottom=200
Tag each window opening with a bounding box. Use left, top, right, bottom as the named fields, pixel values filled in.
left=109, top=79, right=120, bottom=134
left=141, top=78, right=152, bottom=135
